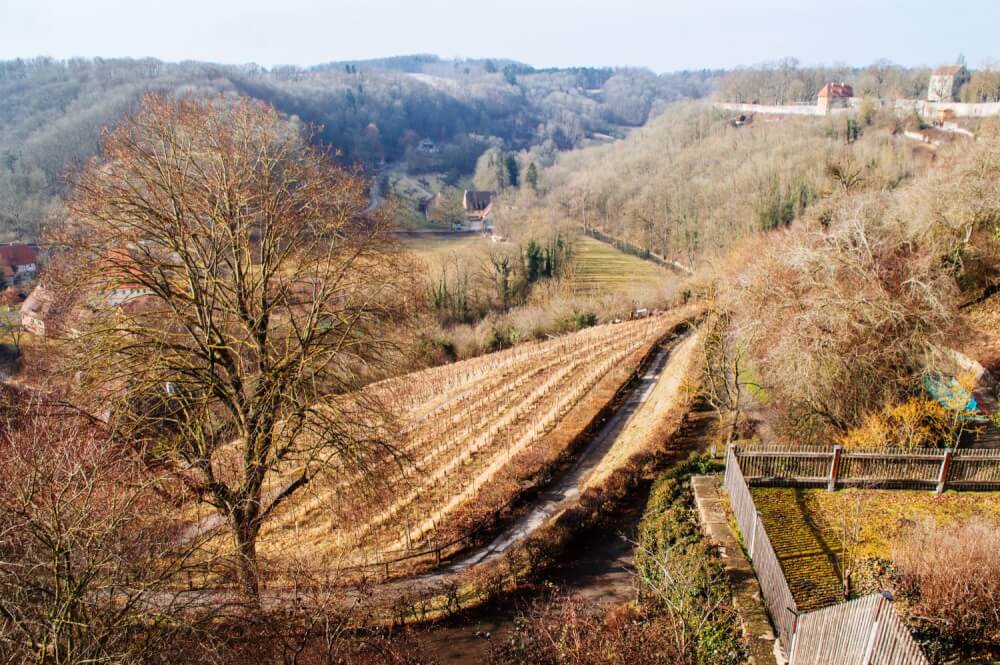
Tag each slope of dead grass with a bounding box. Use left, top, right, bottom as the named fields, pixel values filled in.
left=584, top=332, right=701, bottom=489
left=402, top=235, right=494, bottom=275
left=751, top=486, right=1000, bottom=611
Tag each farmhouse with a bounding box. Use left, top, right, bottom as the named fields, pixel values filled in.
left=103, top=247, right=154, bottom=307
left=462, top=190, right=494, bottom=231
left=0, top=243, right=38, bottom=281
left=817, top=82, right=853, bottom=113
left=927, top=64, right=968, bottom=102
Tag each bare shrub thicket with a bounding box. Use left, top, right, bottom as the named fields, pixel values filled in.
left=490, top=594, right=685, bottom=665
left=732, top=209, right=957, bottom=443
left=891, top=519, right=1000, bottom=647
left=0, top=396, right=216, bottom=664
left=909, top=119, right=1000, bottom=292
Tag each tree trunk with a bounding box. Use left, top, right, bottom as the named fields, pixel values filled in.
left=233, top=518, right=261, bottom=600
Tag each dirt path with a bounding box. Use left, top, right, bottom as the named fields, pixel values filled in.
left=417, top=375, right=719, bottom=664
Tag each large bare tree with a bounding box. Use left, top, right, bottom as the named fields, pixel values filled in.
left=48, top=94, right=415, bottom=597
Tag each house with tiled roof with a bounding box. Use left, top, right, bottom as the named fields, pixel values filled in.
left=461, top=190, right=495, bottom=231
left=20, top=284, right=52, bottom=336
left=0, top=243, right=38, bottom=282
left=817, top=82, right=854, bottom=113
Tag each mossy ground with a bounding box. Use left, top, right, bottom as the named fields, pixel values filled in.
left=750, top=487, right=1000, bottom=610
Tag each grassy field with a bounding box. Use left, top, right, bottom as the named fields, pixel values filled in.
left=402, top=233, right=670, bottom=297
left=751, top=487, right=1000, bottom=610
left=570, top=235, right=668, bottom=295
left=402, top=235, right=494, bottom=275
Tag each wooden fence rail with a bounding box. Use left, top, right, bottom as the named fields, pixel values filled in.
left=733, top=444, right=1000, bottom=492
left=723, top=446, right=930, bottom=664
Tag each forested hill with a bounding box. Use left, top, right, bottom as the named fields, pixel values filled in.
left=0, top=56, right=717, bottom=241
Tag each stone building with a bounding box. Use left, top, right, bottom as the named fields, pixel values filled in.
left=927, top=65, right=968, bottom=102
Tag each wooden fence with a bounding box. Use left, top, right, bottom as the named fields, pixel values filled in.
left=734, top=444, right=1000, bottom=492
left=724, top=446, right=799, bottom=646
left=789, top=593, right=929, bottom=665
left=723, top=447, right=929, bottom=664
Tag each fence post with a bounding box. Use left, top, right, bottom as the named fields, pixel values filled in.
left=725, top=444, right=736, bottom=486
left=786, top=607, right=801, bottom=665
left=749, top=510, right=760, bottom=559
left=828, top=445, right=842, bottom=490
left=936, top=448, right=953, bottom=494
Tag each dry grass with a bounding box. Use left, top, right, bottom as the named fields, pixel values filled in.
left=401, top=235, right=494, bottom=275
left=584, top=332, right=700, bottom=489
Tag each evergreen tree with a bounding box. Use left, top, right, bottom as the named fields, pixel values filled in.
left=505, top=154, right=520, bottom=188
left=525, top=162, right=539, bottom=192
left=495, top=152, right=508, bottom=190
left=525, top=240, right=543, bottom=282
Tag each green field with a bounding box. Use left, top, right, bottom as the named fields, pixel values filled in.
left=570, top=235, right=668, bottom=294
left=403, top=233, right=670, bottom=295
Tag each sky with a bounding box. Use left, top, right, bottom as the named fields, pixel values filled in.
left=1, top=0, right=997, bottom=72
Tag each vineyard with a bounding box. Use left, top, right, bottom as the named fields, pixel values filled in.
left=238, top=312, right=688, bottom=578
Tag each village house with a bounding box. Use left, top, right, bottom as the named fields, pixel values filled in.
left=927, top=64, right=968, bottom=102
left=817, top=82, right=853, bottom=113
left=104, top=246, right=154, bottom=307
left=462, top=190, right=494, bottom=231
left=0, top=243, right=38, bottom=282
left=416, top=138, right=438, bottom=153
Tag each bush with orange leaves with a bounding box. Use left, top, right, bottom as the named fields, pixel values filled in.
left=838, top=396, right=963, bottom=450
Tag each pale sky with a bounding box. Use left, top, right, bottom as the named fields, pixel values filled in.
left=1, top=0, right=996, bottom=72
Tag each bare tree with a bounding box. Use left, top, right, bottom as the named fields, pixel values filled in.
left=0, top=396, right=215, bottom=664
left=47, top=94, right=416, bottom=598
left=701, top=308, right=759, bottom=443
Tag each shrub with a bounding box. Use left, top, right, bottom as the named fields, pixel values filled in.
left=890, top=519, right=1000, bottom=649
left=573, top=310, right=598, bottom=330
left=838, top=397, right=961, bottom=449
left=489, top=594, right=685, bottom=665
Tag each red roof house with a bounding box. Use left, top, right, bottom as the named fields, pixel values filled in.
left=0, top=243, right=38, bottom=280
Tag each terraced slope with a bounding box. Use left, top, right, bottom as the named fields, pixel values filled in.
left=240, top=310, right=694, bottom=575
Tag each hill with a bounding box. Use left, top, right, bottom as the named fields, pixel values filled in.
left=0, top=56, right=716, bottom=241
